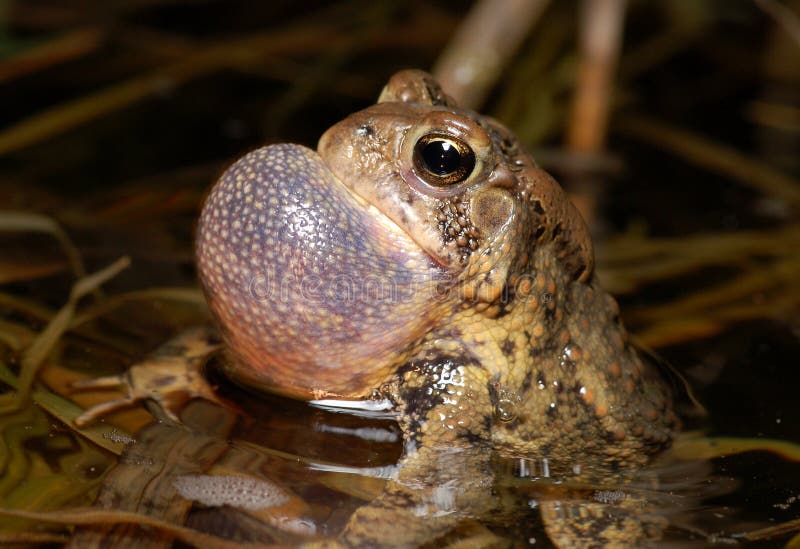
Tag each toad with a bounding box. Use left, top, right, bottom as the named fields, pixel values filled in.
left=79, top=70, right=680, bottom=547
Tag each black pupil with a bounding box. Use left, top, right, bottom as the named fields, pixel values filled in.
left=421, top=140, right=462, bottom=175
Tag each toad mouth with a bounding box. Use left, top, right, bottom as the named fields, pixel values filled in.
left=320, top=156, right=452, bottom=272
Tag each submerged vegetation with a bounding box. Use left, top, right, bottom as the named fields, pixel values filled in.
left=0, top=0, right=797, bottom=545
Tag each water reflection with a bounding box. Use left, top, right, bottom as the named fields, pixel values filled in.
left=73, top=384, right=760, bottom=547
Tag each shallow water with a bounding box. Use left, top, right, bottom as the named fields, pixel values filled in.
left=0, top=0, right=798, bottom=546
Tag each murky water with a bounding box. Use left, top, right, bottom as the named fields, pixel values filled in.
left=0, top=0, right=798, bottom=546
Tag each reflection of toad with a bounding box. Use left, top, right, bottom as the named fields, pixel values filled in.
left=77, top=70, right=680, bottom=547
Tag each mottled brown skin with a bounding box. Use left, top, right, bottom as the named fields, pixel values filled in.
left=196, top=70, right=680, bottom=547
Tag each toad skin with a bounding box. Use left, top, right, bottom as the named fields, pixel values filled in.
left=195, top=70, right=680, bottom=546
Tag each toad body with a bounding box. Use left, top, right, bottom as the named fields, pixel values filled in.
left=194, top=70, right=680, bottom=546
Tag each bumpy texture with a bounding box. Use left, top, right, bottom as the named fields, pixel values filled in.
left=196, top=144, right=444, bottom=399
left=196, top=70, right=680, bottom=546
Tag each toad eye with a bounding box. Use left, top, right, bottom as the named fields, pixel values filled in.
left=413, top=132, right=476, bottom=186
